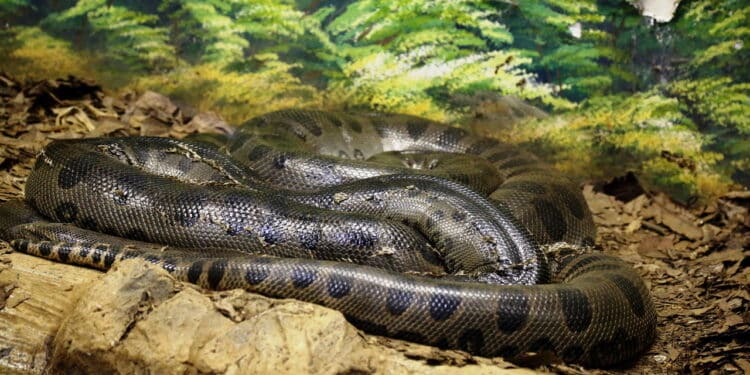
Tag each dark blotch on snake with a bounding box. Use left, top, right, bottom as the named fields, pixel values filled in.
left=54, top=202, right=78, bottom=223
left=104, top=251, right=116, bottom=268
left=428, top=293, right=461, bottom=321
left=606, top=273, right=646, bottom=317
left=348, top=118, right=363, bottom=133
left=458, top=329, right=484, bottom=354
left=13, top=240, right=28, bottom=253
left=187, top=261, right=204, bottom=284
left=57, top=155, right=93, bottom=189
left=406, top=120, right=428, bottom=140
left=324, top=113, right=344, bottom=128
left=77, top=244, right=90, bottom=258
left=327, top=275, right=352, bottom=298
left=299, top=230, right=320, bottom=250
left=57, top=243, right=72, bottom=262
left=92, top=245, right=106, bottom=264
left=496, top=289, right=530, bottom=333
left=451, top=211, right=466, bottom=222
left=558, top=288, right=592, bottom=333
left=260, top=222, right=282, bottom=245
left=291, top=267, right=317, bottom=288
left=207, top=260, right=228, bottom=289
left=532, top=198, right=566, bottom=242
left=386, top=288, right=413, bottom=316
left=337, top=231, right=375, bottom=248
left=143, top=254, right=161, bottom=264
left=437, top=127, right=468, bottom=148
left=39, top=242, right=53, bottom=256
left=161, top=257, right=178, bottom=273
left=296, top=114, right=323, bottom=136
left=370, top=118, right=390, bottom=138
left=245, top=262, right=270, bottom=285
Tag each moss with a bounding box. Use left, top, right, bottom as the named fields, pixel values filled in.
left=129, top=59, right=323, bottom=125
left=1, top=27, right=91, bottom=81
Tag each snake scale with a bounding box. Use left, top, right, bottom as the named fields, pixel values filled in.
left=0, top=109, right=656, bottom=367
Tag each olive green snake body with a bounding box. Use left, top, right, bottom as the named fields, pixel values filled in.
left=0, top=109, right=656, bottom=367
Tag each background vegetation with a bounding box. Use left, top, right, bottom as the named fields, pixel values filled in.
left=0, top=0, right=747, bottom=203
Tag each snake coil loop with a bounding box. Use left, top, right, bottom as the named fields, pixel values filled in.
left=0, top=109, right=656, bottom=367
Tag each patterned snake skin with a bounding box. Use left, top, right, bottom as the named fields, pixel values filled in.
left=0, top=109, right=656, bottom=367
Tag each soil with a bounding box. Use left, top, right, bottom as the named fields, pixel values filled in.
left=0, top=74, right=747, bottom=374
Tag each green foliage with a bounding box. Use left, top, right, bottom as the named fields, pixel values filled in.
left=664, top=0, right=750, bottom=186
left=314, top=0, right=569, bottom=118
left=668, top=78, right=750, bottom=134
left=677, top=0, right=749, bottom=79
left=164, top=0, right=248, bottom=63
left=43, top=0, right=176, bottom=71
left=0, top=0, right=747, bottom=201
left=503, top=0, right=630, bottom=100
left=131, top=55, right=322, bottom=124
left=0, top=27, right=91, bottom=81
left=0, top=0, right=30, bottom=18
left=160, top=0, right=307, bottom=64
left=514, top=92, right=727, bottom=203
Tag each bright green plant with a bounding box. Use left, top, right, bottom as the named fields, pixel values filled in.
left=0, top=0, right=747, bottom=201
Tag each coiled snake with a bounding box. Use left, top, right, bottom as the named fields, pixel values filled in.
left=0, top=109, right=656, bottom=367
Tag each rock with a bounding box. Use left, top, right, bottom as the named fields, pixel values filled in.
left=627, top=0, right=682, bottom=23
left=43, top=259, right=533, bottom=375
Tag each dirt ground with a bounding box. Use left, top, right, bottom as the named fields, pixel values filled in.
left=0, top=74, right=747, bottom=374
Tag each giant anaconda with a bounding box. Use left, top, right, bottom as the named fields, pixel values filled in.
left=0, top=109, right=656, bottom=367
